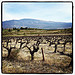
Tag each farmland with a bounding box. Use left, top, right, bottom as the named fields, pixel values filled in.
left=2, top=28, right=73, bottom=73
left=2, top=28, right=72, bottom=37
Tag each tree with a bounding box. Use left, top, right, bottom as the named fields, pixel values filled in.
left=8, top=29, right=11, bottom=32
left=20, top=27, right=23, bottom=30
left=25, top=27, right=28, bottom=29
left=13, top=28, right=16, bottom=30
left=20, top=38, right=42, bottom=61
left=2, top=39, right=16, bottom=58
left=17, top=29, right=20, bottom=32
left=26, top=38, right=41, bottom=60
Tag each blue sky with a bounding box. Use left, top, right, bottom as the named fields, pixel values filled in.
left=3, top=2, right=72, bottom=22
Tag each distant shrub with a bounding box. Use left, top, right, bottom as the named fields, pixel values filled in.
left=13, top=28, right=17, bottom=30
left=8, top=29, right=11, bottom=32
left=23, top=33, right=25, bottom=35
left=17, top=29, right=20, bottom=32
left=20, top=27, right=28, bottom=30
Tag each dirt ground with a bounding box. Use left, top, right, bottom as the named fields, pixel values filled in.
left=2, top=51, right=72, bottom=74
left=2, top=35, right=72, bottom=74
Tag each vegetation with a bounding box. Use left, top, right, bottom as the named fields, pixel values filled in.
left=2, top=35, right=72, bottom=73
left=17, top=29, right=20, bottom=32
left=2, top=28, right=72, bottom=37
left=8, top=29, right=12, bottom=32
left=59, top=28, right=72, bottom=33
left=2, top=27, right=72, bottom=73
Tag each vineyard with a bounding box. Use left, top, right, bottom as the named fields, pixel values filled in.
left=2, top=35, right=73, bottom=73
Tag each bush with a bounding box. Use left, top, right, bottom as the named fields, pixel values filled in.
left=20, top=27, right=28, bottom=30
left=23, top=33, right=25, bottom=35
left=8, top=29, right=11, bottom=32
left=17, top=29, right=20, bottom=32
left=13, top=28, right=17, bottom=30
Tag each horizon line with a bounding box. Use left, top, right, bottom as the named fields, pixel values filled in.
left=2, top=18, right=72, bottom=23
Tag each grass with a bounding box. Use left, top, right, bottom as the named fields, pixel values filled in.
left=2, top=53, right=72, bottom=73
left=9, top=49, right=20, bottom=59
left=2, top=28, right=72, bottom=37
left=2, top=31, right=72, bottom=73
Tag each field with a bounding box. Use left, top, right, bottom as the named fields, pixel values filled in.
left=2, top=28, right=72, bottom=37
left=2, top=28, right=73, bottom=74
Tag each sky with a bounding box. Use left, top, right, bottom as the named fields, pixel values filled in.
left=2, top=2, right=72, bottom=22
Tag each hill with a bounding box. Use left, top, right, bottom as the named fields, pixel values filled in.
left=2, top=19, right=72, bottom=29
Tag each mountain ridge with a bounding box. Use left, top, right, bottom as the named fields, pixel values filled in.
left=2, top=18, right=72, bottom=29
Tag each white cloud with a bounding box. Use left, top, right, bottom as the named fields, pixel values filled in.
left=2, top=2, right=72, bottom=22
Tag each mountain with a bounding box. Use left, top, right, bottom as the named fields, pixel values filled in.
left=2, top=19, right=72, bottom=29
